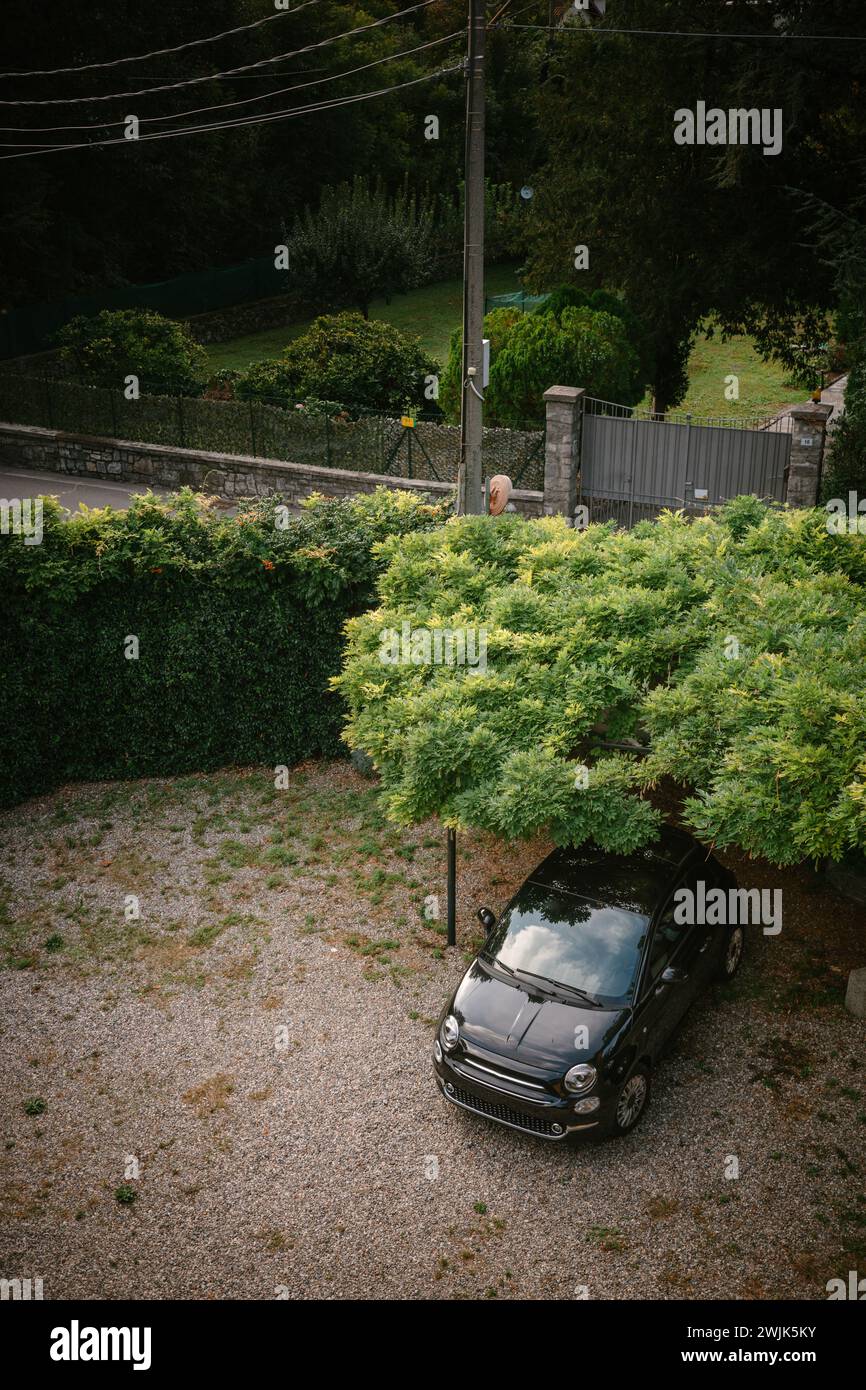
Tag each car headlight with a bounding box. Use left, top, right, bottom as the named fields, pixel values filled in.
left=564, top=1063, right=597, bottom=1093
left=442, top=1015, right=460, bottom=1051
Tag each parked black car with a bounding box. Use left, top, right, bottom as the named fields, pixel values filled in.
left=434, top=826, right=743, bottom=1141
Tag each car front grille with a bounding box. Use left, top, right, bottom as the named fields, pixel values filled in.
left=447, top=1084, right=565, bottom=1139
left=459, top=1054, right=551, bottom=1096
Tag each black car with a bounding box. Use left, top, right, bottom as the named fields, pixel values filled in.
left=434, top=826, right=744, bottom=1141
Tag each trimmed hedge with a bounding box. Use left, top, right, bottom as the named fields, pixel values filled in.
left=0, top=487, right=449, bottom=807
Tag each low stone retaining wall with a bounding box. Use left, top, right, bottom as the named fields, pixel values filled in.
left=0, top=421, right=544, bottom=515
left=182, top=293, right=305, bottom=345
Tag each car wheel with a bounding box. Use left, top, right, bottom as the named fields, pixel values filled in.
left=607, top=1064, right=651, bottom=1138
left=716, top=924, right=745, bottom=982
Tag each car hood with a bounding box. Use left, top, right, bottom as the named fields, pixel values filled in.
left=451, top=956, right=627, bottom=1071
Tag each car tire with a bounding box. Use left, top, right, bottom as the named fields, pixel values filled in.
left=606, top=1064, right=651, bottom=1138
left=715, top=924, right=745, bottom=982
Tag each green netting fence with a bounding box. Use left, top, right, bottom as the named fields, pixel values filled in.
left=484, top=291, right=550, bottom=314
left=0, top=373, right=546, bottom=491
left=0, top=257, right=290, bottom=360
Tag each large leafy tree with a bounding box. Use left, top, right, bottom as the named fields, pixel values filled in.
left=335, top=502, right=866, bottom=865
left=284, top=177, right=433, bottom=318
left=522, top=0, right=866, bottom=412
left=798, top=178, right=866, bottom=500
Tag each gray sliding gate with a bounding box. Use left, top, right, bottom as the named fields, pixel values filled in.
left=579, top=397, right=791, bottom=527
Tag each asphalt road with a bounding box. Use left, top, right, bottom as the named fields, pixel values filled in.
left=0, top=464, right=169, bottom=512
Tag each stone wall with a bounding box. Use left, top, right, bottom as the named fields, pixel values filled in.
left=0, top=422, right=544, bottom=516
left=182, top=294, right=306, bottom=346
left=787, top=403, right=834, bottom=507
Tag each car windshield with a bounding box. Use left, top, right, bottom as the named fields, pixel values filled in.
left=484, top=882, right=648, bottom=1007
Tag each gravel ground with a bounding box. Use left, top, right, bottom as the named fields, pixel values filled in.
left=1, top=761, right=864, bottom=1301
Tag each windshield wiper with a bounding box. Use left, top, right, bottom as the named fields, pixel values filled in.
left=484, top=953, right=516, bottom=977
left=510, top=967, right=596, bottom=1003
left=485, top=954, right=599, bottom=1003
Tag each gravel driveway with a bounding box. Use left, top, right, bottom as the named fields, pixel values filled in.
left=1, top=762, right=864, bottom=1300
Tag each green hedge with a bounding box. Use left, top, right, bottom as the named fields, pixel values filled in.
left=0, top=487, right=449, bottom=807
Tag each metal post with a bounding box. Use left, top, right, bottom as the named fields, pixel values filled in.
left=683, top=411, right=693, bottom=510
left=447, top=827, right=457, bottom=947
left=44, top=376, right=53, bottom=430
left=249, top=398, right=257, bottom=456
left=177, top=394, right=185, bottom=449
left=457, top=0, right=486, bottom=516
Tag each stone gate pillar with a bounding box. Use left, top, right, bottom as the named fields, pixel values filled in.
left=543, top=386, right=584, bottom=519
left=786, top=403, right=833, bottom=507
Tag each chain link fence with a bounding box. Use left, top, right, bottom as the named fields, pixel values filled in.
left=0, top=372, right=545, bottom=490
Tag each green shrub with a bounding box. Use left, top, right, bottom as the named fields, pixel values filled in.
left=54, top=309, right=208, bottom=395
left=335, top=504, right=866, bottom=865
left=0, top=488, right=449, bottom=807
left=235, top=312, right=438, bottom=416
left=536, top=286, right=652, bottom=396
left=440, top=305, right=641, bottom=427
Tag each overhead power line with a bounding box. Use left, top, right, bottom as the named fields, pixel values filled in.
left=0, top=64, right=464, bottom=162
left=0, top=31, right=465, bottom=134
left=0, top=0, right=326, bottom=78
left=504, top=22, right=866, bottom=42
left=0, top=0, right=442, bottom=105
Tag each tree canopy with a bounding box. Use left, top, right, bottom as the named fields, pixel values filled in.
left=440, top=301, right=642, bottom=426
left=0, top=1, right=537, bottom=309
left=335, top=500, right=866, bottom=866
left=284, top=177, right=434, bottom=319
left=522, top=0, right=866, bottom=411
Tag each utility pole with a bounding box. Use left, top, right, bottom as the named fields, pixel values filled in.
left=457, top=0, right=486, bottom=517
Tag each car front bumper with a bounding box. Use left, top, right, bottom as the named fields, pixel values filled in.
left=434, top=1052, right=606, bottom=1140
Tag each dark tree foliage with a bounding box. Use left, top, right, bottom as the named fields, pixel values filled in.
left=285, top=177, right=433, bottom=318
left=0, top=1, right=545, bottom=309
left=522, top=0, right=866, bottom=412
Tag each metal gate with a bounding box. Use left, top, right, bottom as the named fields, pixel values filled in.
left=579, top=397, right=791, bottom=527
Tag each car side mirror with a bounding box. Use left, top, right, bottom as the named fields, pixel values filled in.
left=661, top=965, right=688, bottom=985
left=477, top=907, right=497, bottom=934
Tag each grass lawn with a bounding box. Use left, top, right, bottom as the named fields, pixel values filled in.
left=206, top=278, right=808, bottom=422
left=663, top=324, right=806, bottom=421
left=204, top=263, right=520, bottom=375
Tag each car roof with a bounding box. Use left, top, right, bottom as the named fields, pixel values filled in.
left=525, top=826, right=701, bottom=918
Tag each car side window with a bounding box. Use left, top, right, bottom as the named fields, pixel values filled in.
left=647, top=902, right=689, bottom=982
